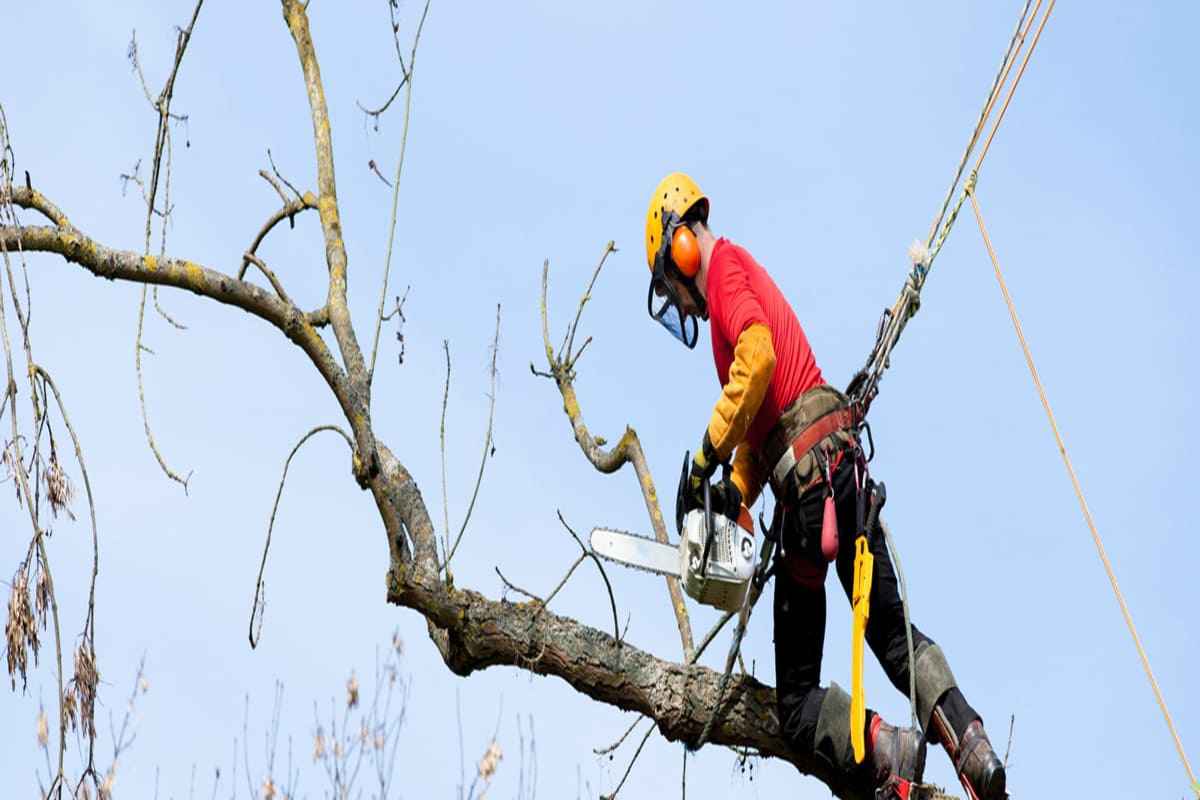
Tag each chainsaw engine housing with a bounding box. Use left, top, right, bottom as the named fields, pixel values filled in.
left=679, top=509, right=756, bottom=612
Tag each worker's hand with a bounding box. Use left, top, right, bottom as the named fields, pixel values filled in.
left=681, top=433, right=719, bottom=509
left=689, top=431, right=719, bottom=486
left=709, top=475, right=743, bottom=520
left=675, top=434, right=739, bottom=532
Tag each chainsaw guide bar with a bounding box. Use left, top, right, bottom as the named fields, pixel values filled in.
left=589, top=527, right=680, bottom=578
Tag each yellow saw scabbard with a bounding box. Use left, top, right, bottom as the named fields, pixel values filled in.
left=850, top=534, right=874, bottom=764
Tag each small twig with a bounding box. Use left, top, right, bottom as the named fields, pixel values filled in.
left=556, top=510, right=620, bottom=646
left=35, top=366, right=102, bottom=779
left=381, top=287, right=410, bottom=322
left=266, top=148, right=303, bottom=203
left=1004, top=714, right=1015, bottom=769
left=680, top=745, right=687, bottom=800
left=566, top=336, right=593, bottom=373
left=379, top=287, right=410, bottom=366
left=357, top=78, right=408, bottom=128
left=249, top=424, right=355, bottom=648
left=456, top=688, right=465, bottom=800
left=495, top=567, right=541, bottom=603
left=127, top=31, right=156, bottom=106
left=152, top=122, right=185, bottom=330
left=367, top=159, right=393, bottom=187
left=242, top=253, right=293, bottom=304
left=442, top=306, right=501, bottom=573
left=594, top=717, right=643, bottom=756
left=135, top=283, right=191, bottom=491
left=601, top=724, right=653, bottom=800
left=560, top=241, right=615, bottom=366
left=153, top=287, right=187, bottom=329
left=367, top=0, right=431, bottom=383
left=258, top=168, right=292, bottom=207
left=238, top=191, right=318, bottom=280
left=439, top=340, right=451, bottom=566
left=539, top=553, right=587, bottom=611
left=131, top=0, right=204, bottom=492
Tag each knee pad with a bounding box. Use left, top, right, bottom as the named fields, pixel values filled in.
left=914, top=642, right=958, bottom=734
left=813, top=682, right=857, bottom=772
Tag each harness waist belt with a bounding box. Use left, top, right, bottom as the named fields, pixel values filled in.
left=770, top=407, right=858, bottom=493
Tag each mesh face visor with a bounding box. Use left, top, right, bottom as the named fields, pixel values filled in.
left=647, top=275, right=699, bottom=349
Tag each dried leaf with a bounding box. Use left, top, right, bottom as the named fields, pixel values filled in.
left=36, top=706, right=48, bottom=748
left=477, top=740, right=502, bottom=782
left=5, top=564, right=38, bottom=690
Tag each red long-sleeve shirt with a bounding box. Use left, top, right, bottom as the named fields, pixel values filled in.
left=706, top=238, right=825, bottom=454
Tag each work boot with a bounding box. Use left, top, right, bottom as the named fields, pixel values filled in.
left=955, top=720, right=1006, bottom=800
left=869, top=714, right=926, bottom=797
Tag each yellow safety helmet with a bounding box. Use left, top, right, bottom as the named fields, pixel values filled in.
left=644, top=172, right=709, bottom=277
left=644, top=172, right=710, bottom=349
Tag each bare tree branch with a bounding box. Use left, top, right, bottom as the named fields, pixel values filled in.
left=602, top=724, right=653, bottom=800
left=241, top=253, right=293, bottom=305
left=367, top=0, right=431, bottom=382
left=282, top=0, right=378, bottom=483
left=35, top=366, right=102, bottom=784
left=250, top=424, right=355, bottom=648
left=442, top=305, right=500, bottom=574
left=130, top=0, right=205, bottom=491
left=538, top=249, right=695, bottom=660
left=0, top=211, right=360, bottom=437
left=238, top=191, right=319, bottom=281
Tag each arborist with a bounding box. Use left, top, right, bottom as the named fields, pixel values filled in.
left=643, top=172, right=1007, bottom=799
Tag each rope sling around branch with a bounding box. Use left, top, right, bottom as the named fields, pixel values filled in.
left=967, top=189, right=1199, bottom=798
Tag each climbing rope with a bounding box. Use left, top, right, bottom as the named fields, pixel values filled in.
left=849, top=0, right=1194, bottom=793
left=848, top=0, right=1056, bottom=416
left=968, top=189, right=1199, bottom=797
left=925, top=0, right=1039, bottom=254
left=929, top=0, right=1057, bottom=269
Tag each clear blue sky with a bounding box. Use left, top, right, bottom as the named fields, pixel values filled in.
left=3, top=2, right=1197, bottom=798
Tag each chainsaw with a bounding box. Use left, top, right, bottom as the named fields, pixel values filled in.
left=590, top=457, right=763, bottom=613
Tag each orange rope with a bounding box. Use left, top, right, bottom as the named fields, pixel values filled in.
left=968, top=189, right=1199, bottom=796
left=924, top=0, right=1044, bottom=248
left=975, top=0, right=1057, bottom=173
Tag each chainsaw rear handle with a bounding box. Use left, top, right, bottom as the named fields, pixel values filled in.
left=697, top=460, right=733, bottom=579
left=699, top=478, right=713, bottom=577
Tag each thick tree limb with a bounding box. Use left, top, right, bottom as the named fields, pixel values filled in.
left=385, top=564, right=859, bottom=797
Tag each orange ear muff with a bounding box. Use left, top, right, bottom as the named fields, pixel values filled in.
left=671, top=225, right=701, bottom=278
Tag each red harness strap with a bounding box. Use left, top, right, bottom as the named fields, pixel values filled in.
left=769, top=406, right=859, bottom=494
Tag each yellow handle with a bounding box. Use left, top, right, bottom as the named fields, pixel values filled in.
left=850, top=535, right=874, bottom=764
